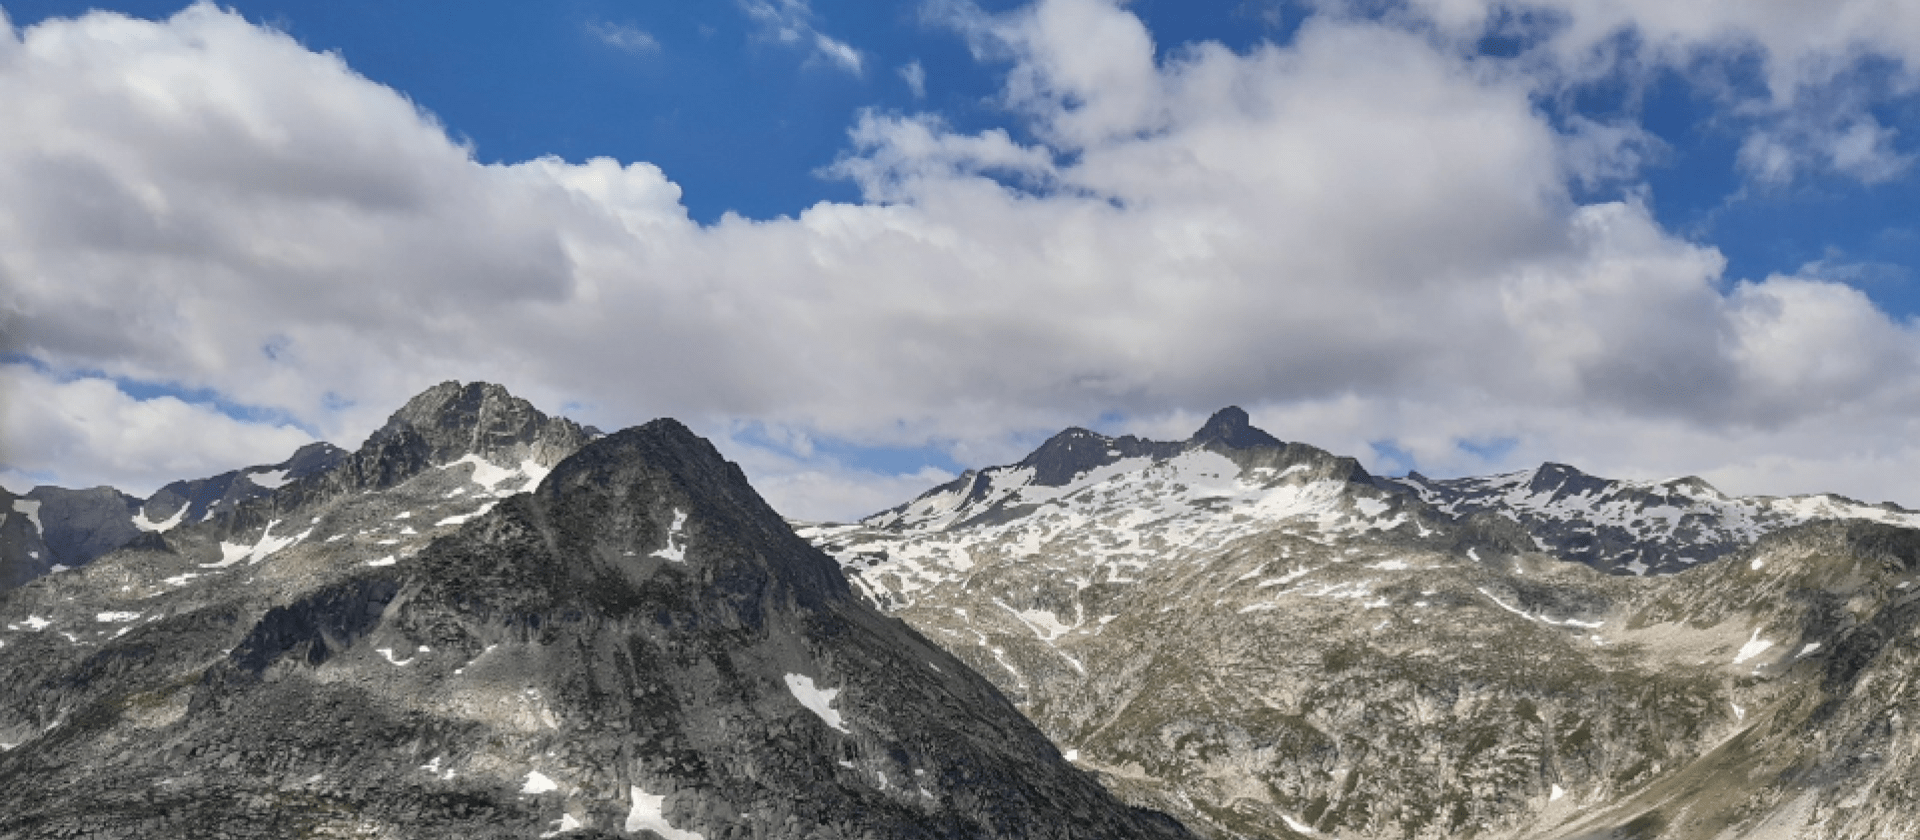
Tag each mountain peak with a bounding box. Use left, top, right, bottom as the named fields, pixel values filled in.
left=364, top=380, right=590, bottom=469
left=1190, top=406, right=1283, bottom=450
left=1018, top=426, right=1120, bottom=486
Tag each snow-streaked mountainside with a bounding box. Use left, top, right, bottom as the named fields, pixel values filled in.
left=0, top=382, right=1193, bottom=840
left=1395, top=464, right=1920, bottom=576
left=801, top=408, right=1920, bottom=840
left=0, top=442, right=348, bottom=591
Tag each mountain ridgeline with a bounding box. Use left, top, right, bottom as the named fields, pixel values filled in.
left=7, top=386, right=1920, bottom=840
left=0, top=383, right=1192, bottom=839
left=806, top=407, right=1920, bottom=840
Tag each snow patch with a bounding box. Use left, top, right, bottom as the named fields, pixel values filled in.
left=448, top=454, right=516, bottom=489
left=435, top=501, right=496, bottom=528
left=627, top=785, right=705, bottom=840
left=1281, top=814, right=1317, bottom=835
left=95, top=612, right=141, bottom=623
left=784, top=673, right=849, bottom=733
left=12, top=499, right=42, bottom=534
left=13, top=615, right=51, bottom=631
left=540, top=814, right=583, bottom=838
left=651, top=508, right=690, bottom=562
left=1550, top=784, right=1566, bottom=802
left=1733, top=629, right=1774, bottom=665
left=245, top=468, right=290, bottom=489
left=1796, top=642, right=1823, bottom=658
left=203, top=520, right=304, bottom=569
left=521, top=770, right=559, bottom=795
left=366, top=555, right=397, bottom=567
left=377, top=647, right=416, bottom=666
left=130, top=504, right=188, bottom=533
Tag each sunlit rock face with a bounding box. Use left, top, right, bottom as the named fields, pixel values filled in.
left=0, top=383, right=1193, bottom=840
left=805, top=408, right=1920, bottom=840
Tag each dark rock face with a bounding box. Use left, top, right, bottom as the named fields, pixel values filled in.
left=0, top=443, right=351, bottom=592
left=1188, top=406, right=1283, bottom=451
left=140, top=441, right=349, bottom=526
left=0, top=397, right=1194, bottom=840
left=0, top=486, right=142, bottom=588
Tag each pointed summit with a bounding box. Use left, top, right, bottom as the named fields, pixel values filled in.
left=529, top=418, right=850, bottom=607
left=367, top=381, right=589, bottom=467
left=1190, top=406, right=1283, bottom=450
left=1018, top=427, right=1120, bottom=486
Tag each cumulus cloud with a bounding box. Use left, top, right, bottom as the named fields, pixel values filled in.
left=0, top=363, right=316, bottom=496
left=1395, top=0, right=1920, bottom=187
left=1, top=1, right=1918, bottom=519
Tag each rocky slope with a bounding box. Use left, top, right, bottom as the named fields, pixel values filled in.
left=0, top=382, right=1192, bottom=840
left=802, top=409, right=1920, bottom=839
left=0, top=441, right=348, bottom=592
left=1392, top=465, right=1920, bottom=575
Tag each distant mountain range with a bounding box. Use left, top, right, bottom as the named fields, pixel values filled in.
left=7, top=388, right=1919, bottom=840
left=802, top=407, right=1920, bottom=839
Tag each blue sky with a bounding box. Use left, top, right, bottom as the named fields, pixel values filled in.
left=3, top=0, right=1919, bottom=518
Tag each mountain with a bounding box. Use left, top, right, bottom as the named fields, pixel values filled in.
left=1393, top=463, right=1920, bottom=575
left=0, top=441, right=350, bottom=591
left=801, top=408, right=1920, bottom=839
left=0, top=382, right=1192, bottom=840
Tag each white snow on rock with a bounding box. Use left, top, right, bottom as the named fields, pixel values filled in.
left=366, top=555, right=397, bottom=568
left=12, top=499, right=42, bottom=535
left=435, top=501, right=497, bottom=528
left=627, top=785, right=705, bottom=840
left=514, top=459, right=551, bottom=494
left=651, top=508, right=690, bottom=562
left=1733, top=629, right=1774, bottom=665
left=393, top=511, right=412, bottom=520
left=784, top=673, right=849, bottom=733
left=1551, top=784, right=1566, bottom=802
left=95, top=612, right=141, bottom=623
left=521, top=770, right=559, bottom=795
left=245, top=468, right=290, bottom=489
left=203, top=520, right=307, bottom=569
left=130, top=504, right=188, bottom=533
left=1281, top=814, right=1318, bottom=835
left=447, top=454, right=516, bottom=490
left=377, top=647, right=415, bottom=666
left=11, top=615, right=51, bottom=631
left=540, top=814, right=584, bottom=838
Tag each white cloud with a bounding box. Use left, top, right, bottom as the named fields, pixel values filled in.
left=900, top=60, right=927, bottom=98
left=1394, top=0, right=1920, bottom=187
left=590, top=21, right=661, bottom=54
left=0, top=364, right=315, bottom=496
left=741, top=0, right=863, bottom=75
left=1, top=1, right=1918, bottom=520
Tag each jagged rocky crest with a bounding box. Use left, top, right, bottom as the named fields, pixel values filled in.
left=805, top=407, right=1920, bottom=840
left=0, top=384, right=1193, bottom=840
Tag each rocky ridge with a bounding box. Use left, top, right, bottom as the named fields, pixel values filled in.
left=0, top=382, right=1192, bottom=840
left=802, top=408, right=1920, bottom=839
left=1392, top=464, right=1920, bottom=576
left=0, top=442, right=348, bottom=593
